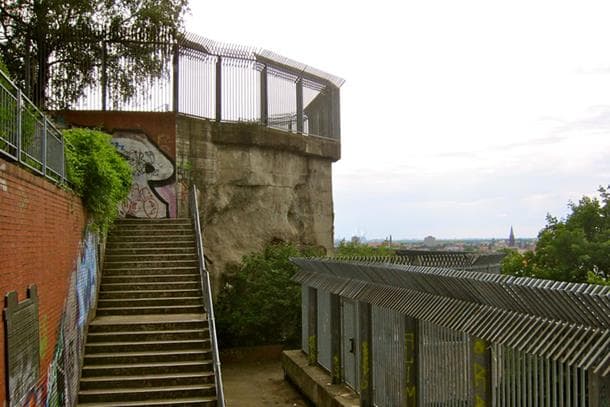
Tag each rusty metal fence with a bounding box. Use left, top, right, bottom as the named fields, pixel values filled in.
left=0, top=69, right=66, bottom=182
left=49, top=32, right=344, bottom=140
left=295, top=257, right=610, bottom=406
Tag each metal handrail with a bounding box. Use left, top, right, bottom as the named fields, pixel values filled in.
left=189, top=185, right=225, bottom=406
left=0, top=68, right=66, bottom=182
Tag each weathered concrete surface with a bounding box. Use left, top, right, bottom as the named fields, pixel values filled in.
left=282, top=350, right=359, bottom=407
left=176, top=116, right=339, bottom=292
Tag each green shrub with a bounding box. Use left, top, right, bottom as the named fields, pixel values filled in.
left=215, top=242, right=323, bottom=348
left=335, top=239, right=396, bottom=257
left=64, top=128, right=132, bottom=231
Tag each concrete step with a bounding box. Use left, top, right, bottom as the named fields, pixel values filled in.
left=77, top=397, right=217, bottom=407
left=106, top=241, right=196, bottom=250
left=88, top=318, right=207, bottom=333
left=97, top=297, right=203, bottom=308
left=102, top=275, right=200, bottom=284
left=99, top=289, right=202, bottom=300
left=86, top=339, right=210, bottom=353
left=111, top=223, right=193, bottom=231
left=107, top=234, right=196, bottom=244
left=105, top=247, right=197, bottom=255
left=81, top=360, right=213, bottom=377
left=87, top=328, right=209, bottom=342
left=78, top=383, right=216, bottom=403
left=103, top=266, right=198, bottom=276
left=100, top=282, right=200, bottom=291
left=84, top=349, right=209, bottom=365
left=79, top=371, right=215, bottom=390
left=104, top=253, right=197, bottom=262
left=109, top=228, right=195, bottom=238
left=96, top=304, right=204, bottom=316
left=104, top=260, right=199, bottom=270
left=113, top=218, right=192, bottom=226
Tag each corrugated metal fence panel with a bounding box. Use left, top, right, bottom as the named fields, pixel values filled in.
left=342, top=298, right=359, bottom=391
left=492, top=343, right=589, bottom=406
left=420, top=320, right=472, bottom=406
left=372, top=305, right=405, bottom=407
left=317, top=289, right=332, bottom=371
left=301, top=284, right=308, bottom=353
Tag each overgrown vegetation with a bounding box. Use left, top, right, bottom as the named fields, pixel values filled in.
left=502, top=186, right=610, bottom=285
left=63, top=128, right=132, bottom=231
left=215, top=242, right=323, bottom=348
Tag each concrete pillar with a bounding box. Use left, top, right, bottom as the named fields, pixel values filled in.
left=404, top=316, right=418, bottom=407
left=358, top=302, right=373, bottom=406
left=589, top=371, right=610, bottom=407
left=330, top=293, right=342, bottom=383
left=471, top=337, right=492, bottom=406
left=307, top=287, right=318, bottom=365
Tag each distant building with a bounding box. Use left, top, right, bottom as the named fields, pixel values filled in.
left=508, top=226, right=516, bottom=247
left=423, top=236, right=437, bottom=248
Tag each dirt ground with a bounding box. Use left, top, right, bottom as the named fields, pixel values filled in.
left=222, top=359, right=310, bottom=407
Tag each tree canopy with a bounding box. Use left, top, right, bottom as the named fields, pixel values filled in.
left=502, top=186, right=610, bottom=285
left=0, top=0, right=188, bottom=108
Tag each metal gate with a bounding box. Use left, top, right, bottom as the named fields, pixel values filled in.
left=317, top=290, right=332, bottom=371
left=372, top=305, right=405, bottom=406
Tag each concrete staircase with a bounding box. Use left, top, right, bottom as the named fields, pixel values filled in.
left=77, top=218, right=217, bottom=406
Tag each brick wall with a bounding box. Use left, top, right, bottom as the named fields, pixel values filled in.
left=0, top=158, right=88, bottom=405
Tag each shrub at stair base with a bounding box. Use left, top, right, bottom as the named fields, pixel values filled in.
left=64, top=128, right=132, bottom=232
left=215, top=242, right=323, bottom=348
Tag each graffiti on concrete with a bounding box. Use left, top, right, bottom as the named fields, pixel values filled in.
left=112, top=132, right=176, bottom=218
left=4, top=286, right=40, bottom=407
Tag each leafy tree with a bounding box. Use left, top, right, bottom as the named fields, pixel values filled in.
left=215, top=242, right=323, bottom=348
left=502, top=186, right=610, bottom=285
left=0, top=0, right=188, bottom=108
left=64, top=128, right=132, bottom=232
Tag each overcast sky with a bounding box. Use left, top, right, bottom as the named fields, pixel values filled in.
left=186, top=0, right=610, bottom=240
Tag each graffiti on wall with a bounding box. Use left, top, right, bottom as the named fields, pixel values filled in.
left=43, top=228, right=98, bottom=407
left=112, top=131, right=176, bottom=218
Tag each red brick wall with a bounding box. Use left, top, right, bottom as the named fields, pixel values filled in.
left=0, top=158, right=86, bottom=404
left=57, top=111, right=177, bottom=160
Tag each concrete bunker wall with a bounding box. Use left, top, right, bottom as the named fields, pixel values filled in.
left=176, top=116, right=339, bottom=290
left=59, top=111, right=339, bottom=291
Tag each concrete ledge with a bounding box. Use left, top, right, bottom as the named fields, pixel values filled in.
left=282, top=350, right=359, bottom=407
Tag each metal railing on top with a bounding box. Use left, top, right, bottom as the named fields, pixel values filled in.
left=189, top=185, right=225, bottom=407
left=46, top=32, right=344, bottom=140
left=0, top=69, right=66, bottom=182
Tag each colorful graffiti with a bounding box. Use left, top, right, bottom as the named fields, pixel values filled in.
left=112, top=131, right=176, bottom=218
left=43, top=228, right=99, bottom=407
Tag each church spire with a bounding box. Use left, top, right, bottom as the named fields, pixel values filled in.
left=508, top=226, right=515, bottom=247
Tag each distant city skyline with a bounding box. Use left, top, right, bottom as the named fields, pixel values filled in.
left=186, top=1, right=610, bottom=240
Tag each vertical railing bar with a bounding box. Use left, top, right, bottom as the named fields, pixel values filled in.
left=42, top=118, right=47, bottom=178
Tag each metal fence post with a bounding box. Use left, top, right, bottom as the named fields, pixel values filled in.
left=307, top=287, right=318, bottom=365
left=102, top=37, right=108, bottom=111
left=16, top=89, right=22, bottom=163
left=330, top=85, right=341, bottom=140
left=404, top=316, right=419, bottom=407
left=296, top=78, right=303, bottom=133
left=358, top=302, right=373, bottom=406
left=172, top=44, right=180, bottom=113
left=330, top=293, right=342, bottom=384
left=215, top=56, right=222, bottom=122
left=42, top=119, right=47, bottom=177
left=471, top=337, right=492, bottom=406
left=260, top=64, right=268, bottom=125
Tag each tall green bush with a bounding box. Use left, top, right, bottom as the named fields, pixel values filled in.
left=63, top=128, right=132, bottom=231
left=215, top=242, right=323, bottom=348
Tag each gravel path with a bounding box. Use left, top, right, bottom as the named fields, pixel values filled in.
left=222, top=359, right=310, bottom=406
